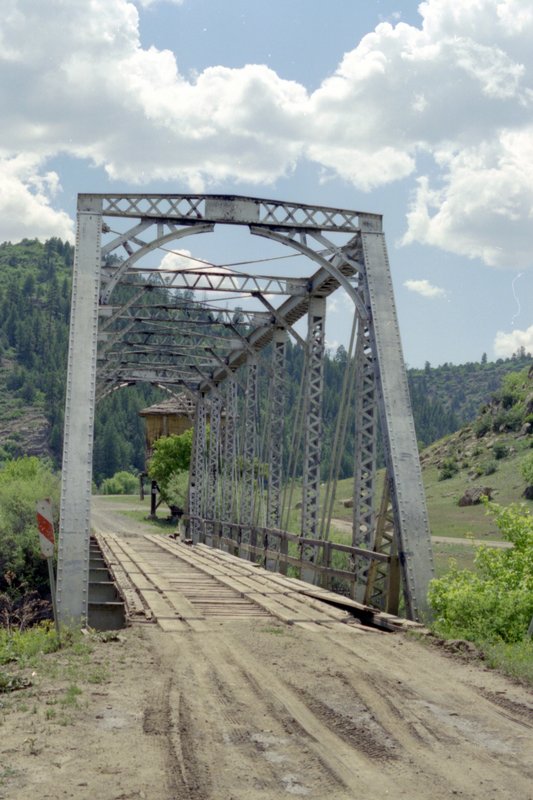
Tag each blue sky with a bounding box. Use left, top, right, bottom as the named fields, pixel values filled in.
left=1, top=0, right=532, bottom=367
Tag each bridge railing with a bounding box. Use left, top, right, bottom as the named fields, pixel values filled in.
left=185, top=515, right=400, bottom=610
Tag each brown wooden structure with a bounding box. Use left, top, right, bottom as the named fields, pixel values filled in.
left=139, top=394, right=196, bottom=463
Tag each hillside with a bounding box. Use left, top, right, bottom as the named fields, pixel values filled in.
left=0, top=237, right=531, bottom=482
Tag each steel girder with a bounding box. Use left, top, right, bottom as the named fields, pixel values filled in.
left=57, top=197, right=102, bottom=624
left=266, top=329, right=287, bottom=530
left=360, top=231, right=434, bottom=621
left=352, top=316, right=378, bottom=600
left=58, top=192, right=434, bottom=625
left=189, top=396, right=207, bottom=543
left=301, top=297, right=326, bottom=544
left=221, top=377, right=238, bottom=548
left=205, top=393, right=222, bottom=545
left=240, top=361, right=258, bottom=558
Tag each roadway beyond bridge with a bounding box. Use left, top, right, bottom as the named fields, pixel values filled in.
left=81, top=497, right=533, bottom=800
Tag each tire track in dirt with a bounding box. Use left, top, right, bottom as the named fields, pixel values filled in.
left=142, top=664, right=212, bottom=798
left=93, top=500, right=533, bottom=799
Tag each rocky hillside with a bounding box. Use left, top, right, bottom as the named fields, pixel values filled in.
left=420, top=363, right=533, bottom=510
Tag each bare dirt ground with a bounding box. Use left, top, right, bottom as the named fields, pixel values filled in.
left=2, top=500, right=532, bottom=799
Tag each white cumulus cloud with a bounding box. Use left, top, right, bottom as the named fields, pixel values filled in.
left=1, top=0, right=533, bottom=269
left=493, top=324, right=533, bottom=358
left=404, top=278, right=446, bottom=298
left=0, top=155, right=73, bottom=242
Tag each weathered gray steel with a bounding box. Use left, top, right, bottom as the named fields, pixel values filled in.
left=361, top=231, right=434, bottom=621
left=352, top=318, right=378, bottom=600
left=301, top=297, right=326, bottom=548
left=100, top=193, right=379, bottom=232
left=221, top=377, right=237, bottom=549
left=189, top=396, right=207, bottom=543
left=240, top=361, right=258, bottom=558
left=205, top=393, right=222, bottom=545
left=57, top=195, right=103, bottom=624
left=266, top=329, right=287, bottom=531
left=57, top=192, right=434, bottom=625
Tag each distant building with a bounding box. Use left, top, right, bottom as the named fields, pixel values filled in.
left=139, top=394, right=195, bottom=464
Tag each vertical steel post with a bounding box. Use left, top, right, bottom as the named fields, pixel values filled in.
left=301, top=296, right=326, bottom=580
left=188, top=394, right=207, bottom=543
left=352, top=315, right=378, bottom=600
left=205, top=392, right=222, bottom=546
left=361, top=228, right=434, bottom=621
left=266, top=329, right=287, bottom=568
left=240, top=360, right=258, bottom=559
left=57, top=195, right=102, bottom=625
left=221, top=377, right=237, bottom=551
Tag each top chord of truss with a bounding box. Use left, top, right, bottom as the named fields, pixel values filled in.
left=80, top=194, right=383, bottom=234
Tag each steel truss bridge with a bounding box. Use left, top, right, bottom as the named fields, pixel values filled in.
left=57, top=193, right=434, bottom=624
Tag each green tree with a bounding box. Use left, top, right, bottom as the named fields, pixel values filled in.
left=147, top=430, right=194, bottom=504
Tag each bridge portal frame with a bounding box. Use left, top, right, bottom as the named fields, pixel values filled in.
left=57, top=193, right=434, bottom=625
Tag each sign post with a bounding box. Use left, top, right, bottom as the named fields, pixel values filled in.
left=36, top=499, right=60, bottom=643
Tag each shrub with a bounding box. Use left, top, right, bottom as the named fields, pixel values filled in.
left=482, top=461, right=497, bottom=476
left=429, top=502, right=533, bottom=643
left=165, top=470, right=189, bottom=511
left=474, top=415, right=491, bottom=438
left=0, top=457, right=59, bottom=597
left=492, top=443, right=509, bottom=461
left=438, top=458, right=459, bottom=481
left=522, top=453, right=533, bottom=487
left=492, top=405, right=525, bottom=433
left=100, top=471, right=138, bottom=495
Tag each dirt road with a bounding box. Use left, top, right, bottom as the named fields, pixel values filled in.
left=2, top=499, right=532, bottom=799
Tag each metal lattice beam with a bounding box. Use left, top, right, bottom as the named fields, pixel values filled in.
left=267, top=329, right=287, bottom=530
left=205, top=393, right=222, bottom=545
left=189, top=396, right=207, bottom=543
left=352, top=317, right=378, bottom=600
left=240, top=360, right=258, bottom=559
left=301, top=297, right=326, bottom=543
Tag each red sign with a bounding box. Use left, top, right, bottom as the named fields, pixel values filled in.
left=36, top=498, right=55, bottom=559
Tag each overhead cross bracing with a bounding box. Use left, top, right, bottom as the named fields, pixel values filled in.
left=57, top=193, right=434, bottom=628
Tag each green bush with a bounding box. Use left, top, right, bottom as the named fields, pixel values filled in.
left=165, top=470, right=189, bottom=511
left=0, top=457, right=59, bottom=597
left=492, top=405, right=525, bottom=433
left=100, top=471, right=138, bottom=495
left=522, top=453, right=533, bottom=487
left=474, top=415, right=491, bottom=438
left=429, top=502, right=533, bottom=644
left=482, top=461, right=497, bottom=476
left=438, top=458, right=459, bottom=481
left=492, top=443, right=509, bottom=461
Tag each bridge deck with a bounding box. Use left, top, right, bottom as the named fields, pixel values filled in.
left=96, top=530, right=410, bottom=633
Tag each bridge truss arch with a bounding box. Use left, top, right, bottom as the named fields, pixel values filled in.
left=57, top=193, right=434, bottom=625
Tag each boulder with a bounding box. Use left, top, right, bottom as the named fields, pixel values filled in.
left=518, top=422, right=532, bottom=437
left=458, top=487, right=493, bottom=507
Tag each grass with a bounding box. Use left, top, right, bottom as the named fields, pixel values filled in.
left=481, top=639, right=533, bottom=684
left=0, top=624, right=110, bottom=722
left=0, top=622, right=60, bottom=666
left=0, top=766, right=19, bottom=787
left=95, top=494, right=144, bottom=504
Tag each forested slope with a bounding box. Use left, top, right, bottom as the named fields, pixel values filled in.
left=0, top=237, right=530, bottom=483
